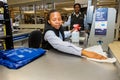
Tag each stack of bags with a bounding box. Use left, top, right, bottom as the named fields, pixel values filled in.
left=0, top=47, right=46, bottom=69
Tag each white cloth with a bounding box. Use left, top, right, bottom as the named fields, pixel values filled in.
left=84, top=45, right=116, bottom=63
left=44, top=30, right=83, bottom=56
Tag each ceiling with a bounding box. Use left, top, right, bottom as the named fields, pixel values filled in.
left=8, top=0, right=74, bottom=14
left=7, top=0, right=74, bottom=6
left=7, top=0, right=88, bottom=14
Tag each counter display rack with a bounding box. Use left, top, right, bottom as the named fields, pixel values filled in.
left=0, top=1, right=13, bottom=50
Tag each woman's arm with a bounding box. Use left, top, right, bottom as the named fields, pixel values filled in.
left=44, top=30, right=107, bottom=60
left=44, top=30, right=82, bottom=56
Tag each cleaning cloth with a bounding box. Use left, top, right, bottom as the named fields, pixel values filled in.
left=83, top=45, right=116, bottom=63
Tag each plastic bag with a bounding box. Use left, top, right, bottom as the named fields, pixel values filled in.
left=0, top=47, right=46, bottom=69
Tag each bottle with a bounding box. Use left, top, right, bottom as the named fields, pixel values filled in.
left=71, top=24, right=80, bottom=42
left=71, top=30, right=79, bottom=42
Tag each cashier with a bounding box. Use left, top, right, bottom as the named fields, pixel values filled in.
left=62, top=3, right=84, bottom=30
left=42, top=9, right=106, bottom=60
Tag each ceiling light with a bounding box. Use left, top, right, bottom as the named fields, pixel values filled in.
left=62, top=8, right=74, bottom=11
left=23, top=11, right=34, bottom=14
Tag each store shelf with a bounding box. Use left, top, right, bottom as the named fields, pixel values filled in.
left=0, top=1, right=14, bottom=50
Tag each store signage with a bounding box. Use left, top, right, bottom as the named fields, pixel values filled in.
left=95, top=8, right=108, bottom=35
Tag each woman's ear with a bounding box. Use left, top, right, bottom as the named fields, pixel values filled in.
left=48, top=20, right=50, bottom=24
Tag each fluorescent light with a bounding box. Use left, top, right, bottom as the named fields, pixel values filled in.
left=23, top=11, right=34, bottom=14
left=62, top=8, right=74, bottom=11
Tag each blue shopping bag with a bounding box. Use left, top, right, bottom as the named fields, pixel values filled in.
left=0, top=47, right=46, bottom=69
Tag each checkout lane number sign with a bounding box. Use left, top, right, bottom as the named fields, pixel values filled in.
left=95, top=8, right=108, bottom=35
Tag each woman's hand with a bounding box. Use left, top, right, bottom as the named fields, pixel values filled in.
left=81, top=50, right=107, bottom=60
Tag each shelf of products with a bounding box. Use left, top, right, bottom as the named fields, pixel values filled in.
left=0, top=1, right=14, bottom=50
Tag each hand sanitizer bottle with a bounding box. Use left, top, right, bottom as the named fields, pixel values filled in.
left=71, top=30, right=79, bottom=42
left=71, top=24, right=80, bottom=42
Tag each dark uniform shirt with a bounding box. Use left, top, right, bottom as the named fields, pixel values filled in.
left=70, top=12, right=84, bottom=30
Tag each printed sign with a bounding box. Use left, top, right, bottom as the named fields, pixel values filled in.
left=95, top=8, right=108, bottom=35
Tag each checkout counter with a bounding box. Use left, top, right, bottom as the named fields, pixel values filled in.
left=13, top=29, right=33, bottom=47
left=1, top=29, right=120, bottom=80
left=12, top=24, right=44, bottom=47
left=1, top=23, right=119, bottom=80
left=108, top=41, right=120, bottom=78
left=0, top=49, right=119, bottom=80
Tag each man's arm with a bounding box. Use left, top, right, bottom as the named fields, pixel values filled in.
left=62, top=16, right=71, bottom=27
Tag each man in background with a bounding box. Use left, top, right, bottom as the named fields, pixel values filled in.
left=62, top=3, right=85, bottom=30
